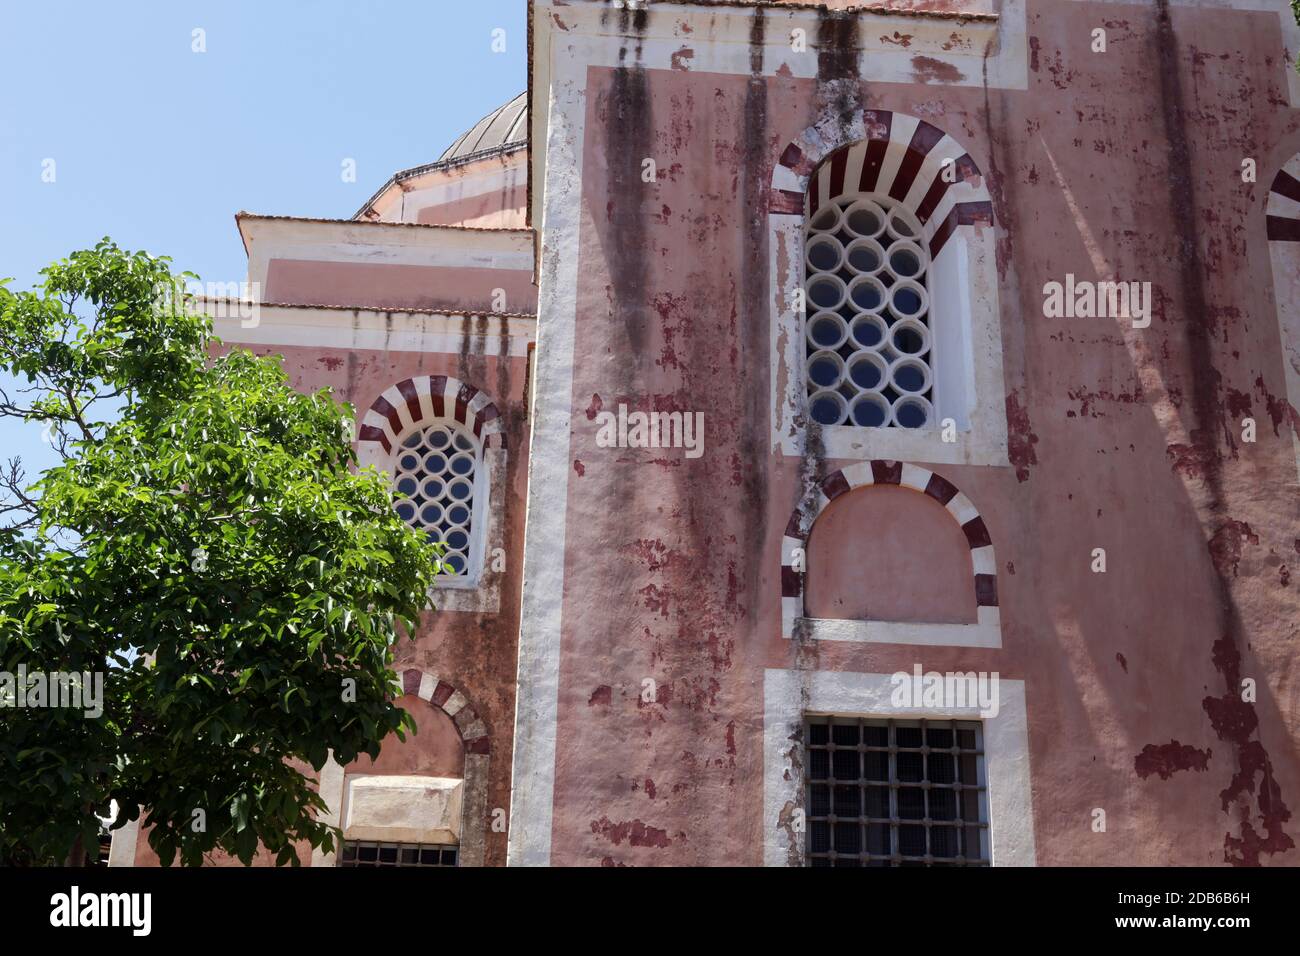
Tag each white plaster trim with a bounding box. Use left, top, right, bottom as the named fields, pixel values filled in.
left=107, top=814, right=141, bottom=868
left=311, top=755, right=347, bottom=867
left=507, top=56, right=587, bottom=867
left=254, top=239, right=532, bottom=278
left=211, top=303, right=535, bottom=356
left=239, top=215, right=533, bottom=291
left=798, top=616, right=1002, bottom=648
left=763, top=668, right=1035, bottom=866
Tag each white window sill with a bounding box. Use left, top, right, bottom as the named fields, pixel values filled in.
left=794, top=611, right=1001, bottom=648
left=816, top=424, right=1009, bottom=469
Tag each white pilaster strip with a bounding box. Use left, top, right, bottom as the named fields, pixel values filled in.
left=107, top=815, right=140, bottom=867
left=507, top=55, right=587, bottom=867
left=310, top=755, right=347, bottom=867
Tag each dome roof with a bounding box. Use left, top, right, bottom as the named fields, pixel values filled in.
left=438, top=92, right=528, bottom=163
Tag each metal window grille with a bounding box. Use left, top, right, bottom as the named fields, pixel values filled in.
left=338, top=840, right=459, bottom=868
left=805, top=716, right=990, bottom=867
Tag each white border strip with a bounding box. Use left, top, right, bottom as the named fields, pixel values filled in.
left=506, top=56, right=587, bottom=867
left=212, top=305, right=535, bottom=356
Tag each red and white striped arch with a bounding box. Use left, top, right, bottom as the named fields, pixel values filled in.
left=357, top=374, right=505, bottom=456
left=1264, top=156, right=1300, bottom=481
left=1267, top=157, right=1300, bottom=242
left=399, top=667, right=490, bottom=755
left=769, top=109, right=993, bottom=259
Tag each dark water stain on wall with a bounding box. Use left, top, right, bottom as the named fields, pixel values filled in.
left=1150, top=0, right=1292, bottom=864
left=605, top=7, right=654, bottom=367
left=736, top=8, right=771, bottom=620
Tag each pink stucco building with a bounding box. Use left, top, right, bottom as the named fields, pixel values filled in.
left=113, top=0, right=1300, bottom=867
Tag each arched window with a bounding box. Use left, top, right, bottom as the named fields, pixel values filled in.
left=391, top=418, right=484, bottom=578
left=769, top=110, right=1009, bottom=467
left=804, top=194, right=934, bottom=428
left=355, top=375, right=506, bottom=603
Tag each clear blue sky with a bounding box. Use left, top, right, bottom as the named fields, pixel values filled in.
left=0, top=0, right=527, bottom=478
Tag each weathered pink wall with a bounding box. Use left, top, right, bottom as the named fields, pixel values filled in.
left=398, top=152, right=528, bottom=229
left=546, top=1, right=1300, bottom=866
left=264, top=260, right=537, bottom=314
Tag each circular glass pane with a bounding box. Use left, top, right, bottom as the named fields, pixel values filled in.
left=849, top=278, right=885, bottom=312
left=807, top=351, right=844, bottom=389
left=808, top=312, right=847, bottom=349
left=892, top=320, right=929, bottom=355
left=848, top=355, right=885, bottom=390
left=889, top=246, right=923, bottom=279
left=894, top=398, right=930, bottom=429
left=810, top=205, right=842, bottom=232
left=851, top=394, right=890, bottom=428
left=850, top=314, right=886, bottom=349
left=844, top=201, right=885, bottom=238
left=807, top=275, right=845, bottom=311
left=806, top=235, right=843, bottom=272
left=891, top=286, right=925, bottom=318
left=809, top=390, right=847, bottom=426
left=845, top=238, right=884, bottom=275
left=892, top=361, right=928, bottom=393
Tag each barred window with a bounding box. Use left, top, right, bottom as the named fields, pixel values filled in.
left=338, top=841, right=459, bottom=868
left=806, top=716, right=989, bottom=866
left=392, top=420, right=483, bottom=578
left=804, top=195, right=934, bottom=429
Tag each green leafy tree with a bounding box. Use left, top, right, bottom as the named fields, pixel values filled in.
left=0, top=241, right=440, bottom=866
